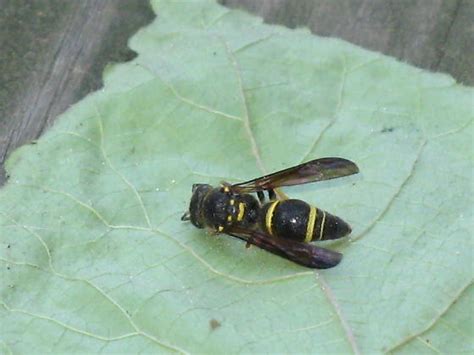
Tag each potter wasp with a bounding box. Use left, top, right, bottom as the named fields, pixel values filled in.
left=182, top=158, right=359, bottom=269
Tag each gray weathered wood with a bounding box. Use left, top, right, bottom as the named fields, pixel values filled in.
left=0, top=0, right=154, bottom=185
left=221, top=0, right=473, bottom=84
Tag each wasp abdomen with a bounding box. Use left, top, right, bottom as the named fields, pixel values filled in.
left=260, top=200, right=309, bottom=241
left=260, top=199, right=351, bottom=242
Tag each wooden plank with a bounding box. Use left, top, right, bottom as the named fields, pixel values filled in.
left=0, top=0, right=154, bottom=185
left=222, top=0, right=473, bottom=84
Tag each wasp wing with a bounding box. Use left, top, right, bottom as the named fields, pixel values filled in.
left=230, top=157, right=358, bottom=193
left=228, top=227, right=342, bottom=269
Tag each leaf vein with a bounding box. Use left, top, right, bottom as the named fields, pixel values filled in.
left=94, top=103, right=152, bottom=228
left=138, top=64, right=242, bottom=121
left=302, top=55, right=348, bottom=161
left=351, top=139, right=427, bottom=243
left=317, top=275, right=361, bottom=354
left=0, top=301, right=140, bottom=342
left=386, top=281, right=473, bottom=352
left=151, top=228, right=313, bottom=285
left=221, top=37, right=266, bottom=173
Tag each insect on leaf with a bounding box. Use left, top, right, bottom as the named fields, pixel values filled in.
left=1, top=0, right=472, bottom=353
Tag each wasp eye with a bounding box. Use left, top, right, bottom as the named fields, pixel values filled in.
left=192, top=184, right=203, bottom=192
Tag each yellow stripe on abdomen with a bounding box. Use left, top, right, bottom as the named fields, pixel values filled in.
left=265, top=201, right=279, bottom=236
left=237, top=202, right=245, bottom=221
left=319, top=210, right=326, bottom=240
left=305, top=206, right=317, bottom=243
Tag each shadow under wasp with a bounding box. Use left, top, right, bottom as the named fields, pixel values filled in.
left=181, top=157, right=359, bottom=269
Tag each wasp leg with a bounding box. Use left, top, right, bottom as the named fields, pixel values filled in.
left=268, top=189, right=276, bottom=201
left=257, top=191, right=265, bottom=203
left=206, top=228, right=222, bottom=236
left=181, top=211, right=191, bottom=221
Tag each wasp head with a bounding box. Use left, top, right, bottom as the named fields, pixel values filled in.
left=181, top=184, right=213, bottom=228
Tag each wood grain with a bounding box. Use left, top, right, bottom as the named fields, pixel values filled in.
left=221, top=0, right=473, bottom=85
left=0, top=0, right=154, bottom=185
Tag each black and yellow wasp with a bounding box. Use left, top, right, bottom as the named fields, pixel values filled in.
left=181, top=158, right=359, bottom=269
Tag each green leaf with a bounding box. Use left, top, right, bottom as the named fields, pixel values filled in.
left=1, top=0, right=472, bottom=353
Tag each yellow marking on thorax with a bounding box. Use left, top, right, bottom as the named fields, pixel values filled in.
left=230, top=199, right=235, bottom=205
left=305, top=206, right=317, bottom=243
left=265, top=201, right=279, bottom=236
left=318, top=210, right=327, bottom=240
left=223, top=186, right=230, bottom=192
left=237, top=202, right=245, bottom=221
left=227, top=215, right=232, bottom=222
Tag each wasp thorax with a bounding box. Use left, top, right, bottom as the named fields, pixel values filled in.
left=202, top=188, right=236, bottom=231
left=187, top=184, right=259, bottom=232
